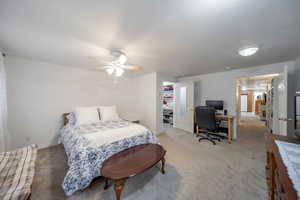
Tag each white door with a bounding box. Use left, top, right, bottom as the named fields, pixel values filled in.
left=272, top=68, right=289, bottom=135
left=240, top=95, right=248, bottom=112
left=174, top=81, right=194, bottom=133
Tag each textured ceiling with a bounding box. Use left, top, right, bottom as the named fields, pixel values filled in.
left=1, top=0, right=300, bottom=77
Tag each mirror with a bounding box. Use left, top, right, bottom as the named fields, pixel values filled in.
left=179, top=87, right=187, bottom=116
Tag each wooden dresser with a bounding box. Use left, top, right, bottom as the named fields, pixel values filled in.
left=265, top=132, right=300, bottom=200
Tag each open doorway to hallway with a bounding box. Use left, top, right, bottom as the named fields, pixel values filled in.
left=236, top=73, right=289, bottom=137
left=239, top=78, right=268, bottom=124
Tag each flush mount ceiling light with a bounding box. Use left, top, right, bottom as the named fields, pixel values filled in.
left=238, top=45, right=259, bottom=57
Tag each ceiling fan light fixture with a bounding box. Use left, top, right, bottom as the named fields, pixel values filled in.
left=115, top=67, right=124, bottom=77
left=238, top=45, right=259, bottom=57
left=106, top=67, right=114, bottom=75
left=118, top=54, right=127, bottom=65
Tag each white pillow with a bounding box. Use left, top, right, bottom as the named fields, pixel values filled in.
left=75, top=106, right=100, bottom=125
left=99, top=106, right=120, bottom=121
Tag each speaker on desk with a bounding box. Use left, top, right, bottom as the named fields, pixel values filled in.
left=224, top=109, right=227, bottom=115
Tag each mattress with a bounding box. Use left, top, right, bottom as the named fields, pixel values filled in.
left=59, top=119, right=160, bottom=196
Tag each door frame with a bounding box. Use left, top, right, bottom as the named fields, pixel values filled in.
left=235, top=74, right=280, bottom=129
left=173, top=81, right=195, bottom=133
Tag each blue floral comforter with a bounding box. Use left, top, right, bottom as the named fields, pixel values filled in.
left=59, top=120, right=160, bottom=196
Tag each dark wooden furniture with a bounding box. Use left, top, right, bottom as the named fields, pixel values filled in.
left=265, top=132, right=300, bottom=200
left=101, top=144, right=166, bottom=200
left=63, top=113, right=70, bottom=126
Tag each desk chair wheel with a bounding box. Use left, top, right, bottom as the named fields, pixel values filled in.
left=198, top=137, right=216, bottom=145
left=210, top=133, right=226, bottom=140
left=197, top=133, right=221, bottom=143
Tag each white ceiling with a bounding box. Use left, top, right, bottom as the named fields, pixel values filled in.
left=1, top=0, right=300, bottom=77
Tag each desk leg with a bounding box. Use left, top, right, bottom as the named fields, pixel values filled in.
left=228, top=119, right=232, bottom=144
left=114, top=178, right=127, bottom=200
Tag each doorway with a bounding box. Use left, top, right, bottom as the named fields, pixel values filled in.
left=239, top=80, right=268, bottom=123
left=162, top=81, right=195, bottom=134
left=236, top=73, right=288, bottom=136
left=162, top=82, right=174, bottom=129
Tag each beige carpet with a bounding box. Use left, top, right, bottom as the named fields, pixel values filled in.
left=31, top=120, right=267, bottom=200
left=240, top=112, right=261, bottom=123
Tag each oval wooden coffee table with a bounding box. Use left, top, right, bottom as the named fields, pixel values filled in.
left=101, top=144, right=166, bottom=200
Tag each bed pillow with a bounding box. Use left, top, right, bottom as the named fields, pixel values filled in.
left=75, top=106, right=100, bottom=125
left=99, top=106, right=120, bottom=121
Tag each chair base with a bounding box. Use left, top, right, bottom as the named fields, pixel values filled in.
left=209, top=133, right=227, bottom=140
left=197, top=133, right=221, bottom=145
left=198, top=137, right=216, bottom=145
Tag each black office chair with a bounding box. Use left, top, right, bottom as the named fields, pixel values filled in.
left=195, top=106, right=222, bottom=145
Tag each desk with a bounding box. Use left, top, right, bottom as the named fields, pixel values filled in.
left=216, top=114, right=234, bottom=144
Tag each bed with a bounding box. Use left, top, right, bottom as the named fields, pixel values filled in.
left=59, top=111, right=161, bottom=196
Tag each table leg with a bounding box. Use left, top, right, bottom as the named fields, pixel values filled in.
left=114, top=178, right=127, bottom=200
left=161, top=157, right=166, bottom=174
left=104, top=178, right=109, bottom=190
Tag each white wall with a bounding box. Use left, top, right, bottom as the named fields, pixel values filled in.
left=117, top=72, right=176, bottom=134
left=130, top=72, right=158, bottom=132
left=295, top=56, right=300, bottom=93
left=0, top=53, right=9, bottom=151
left=7, top=55, right=298, bottom=149
left=0, top=53, right=5, bottom=151
left=179, top=61, right=294, bottom=139
left=5, top=56, right=136, bottom=149
left=122, top=72, right=176, bottom=134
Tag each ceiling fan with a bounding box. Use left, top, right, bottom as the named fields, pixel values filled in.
left=100, top=50, right=143, bottom=77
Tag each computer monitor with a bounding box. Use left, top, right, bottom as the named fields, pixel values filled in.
left=206, top=100, right=224, bottom=110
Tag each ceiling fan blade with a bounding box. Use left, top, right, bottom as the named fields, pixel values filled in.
left=102, top=61, right=112, bottom=65
left=94, top=66, right=110, bottom=71
left=122, top=65, right=143, bottom=71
